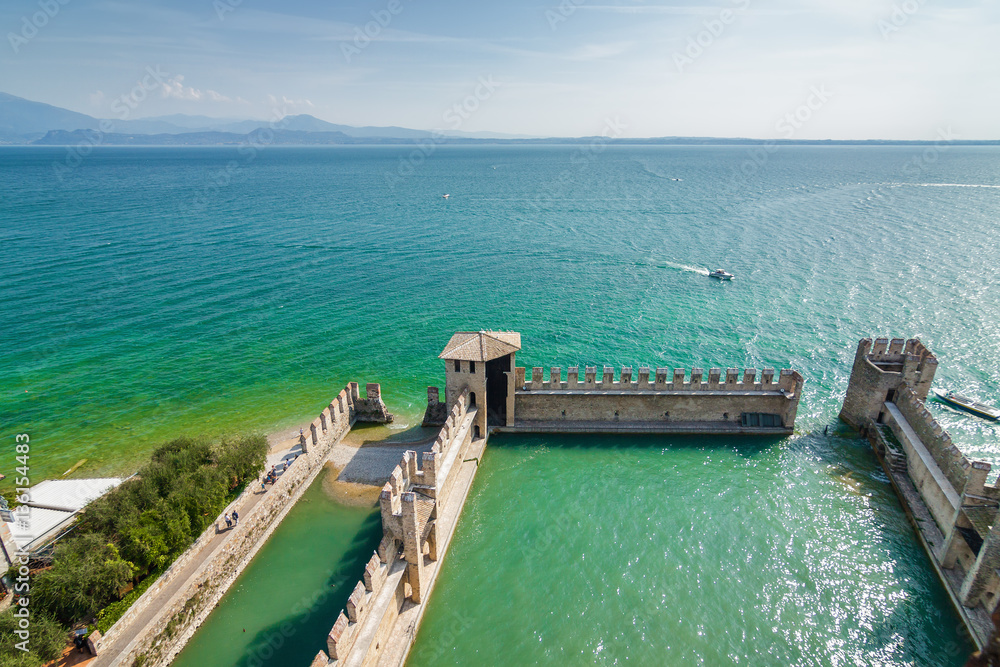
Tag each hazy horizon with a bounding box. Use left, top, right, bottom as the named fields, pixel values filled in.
left=2, top=0, right=998, bottom=140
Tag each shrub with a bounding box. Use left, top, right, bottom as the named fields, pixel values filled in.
left=0, top=608, right=66, bottom=667
left=216, top=434, right=268, bottom=490
left=95, top=567, right=164, bottom=634
left=117, top=499, right=192, bottom=572
left=32, top=534, right=135, bottom=624
left=24, top=433, right=268, bottom=632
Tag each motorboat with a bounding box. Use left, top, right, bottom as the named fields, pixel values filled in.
left=708, top=269, right=734, bottom=280
left=934, top=390, right=1000, bottom=421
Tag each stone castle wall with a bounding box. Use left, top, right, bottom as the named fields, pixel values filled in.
left=841, top=336, right=1000, bottom=632
left=839, top=337, right=937, bottom=429
left=894, top=386, right=971, bottom=496
left=315, top=390, right=478, bottom=666
left=95, top=383, right=389, bottom=667
left=509, top=365, right=804, bottom=432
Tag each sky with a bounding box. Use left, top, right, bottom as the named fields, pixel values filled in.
left=0, top=0, right=998, bottom=139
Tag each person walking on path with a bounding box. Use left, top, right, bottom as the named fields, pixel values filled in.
left=224, top=513, right=232, bottom=529
left=231, top=509, right=239, bottom=525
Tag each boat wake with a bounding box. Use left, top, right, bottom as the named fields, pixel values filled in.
left=662, top=261, right=709, bottom=275
left=889, top=182, right=1000, bottom=189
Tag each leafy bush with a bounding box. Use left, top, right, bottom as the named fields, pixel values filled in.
left=95, top=567, right=164, bottom=634
left=0, top=609, right=68, bottom=667
left=216, top=434, right=268, bottom=490
left=31, top=535, right=135, bottom=625
left=24, top=433, right=268, bottom=633
left=116, top=499, right=192, bottom=573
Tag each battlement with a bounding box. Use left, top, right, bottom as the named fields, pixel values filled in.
left=839, top=336, right=1000, bottom=640
left=893, top=386, right=972, bottom=497
left=321, top=387, right=480, bottom=665
left=515, top=365, right=802, bottom=394
left=503, top=363, right=803, bottom=435
left=840, top=337, right=938, bottom=429
left=380, top=389, right=470, bottom=530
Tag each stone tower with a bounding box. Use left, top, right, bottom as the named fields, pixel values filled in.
left=839, top=337, right=938, bottom=430
left=438, top=331, right=521, bottom=436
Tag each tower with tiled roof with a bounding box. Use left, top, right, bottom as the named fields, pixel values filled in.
left=438, top=331, right=521, bottom=436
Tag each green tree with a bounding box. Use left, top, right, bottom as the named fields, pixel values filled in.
left=170, top=467, right=228, bottom=534
left=32, top=534, right=135, bottom=624
left=117, top=499, right=192, bottom=572
left=216, top=433, right=268, bottom=489
left=0, top=609, right=67, bottom=667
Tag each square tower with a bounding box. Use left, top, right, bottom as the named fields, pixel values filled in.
left=439, top=331, right=521, bottom=436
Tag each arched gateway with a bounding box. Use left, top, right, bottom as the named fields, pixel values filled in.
left=437, top=330, right=521, bottom=434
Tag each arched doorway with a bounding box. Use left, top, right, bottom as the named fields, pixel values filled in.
left=469, top=392, right=477, bottom=407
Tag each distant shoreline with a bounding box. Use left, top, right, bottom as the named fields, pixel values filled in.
left=4, top=130, right=1000, bottom=148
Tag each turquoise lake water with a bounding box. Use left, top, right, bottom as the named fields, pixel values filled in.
left=172, top=470, right=381, bottom=667
left=2, top=144, right=999, bottom=663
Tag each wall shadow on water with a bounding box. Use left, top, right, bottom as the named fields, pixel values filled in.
left=486, top=431, right=783, bottom=459
left=230, top=510, right=384, bottom=667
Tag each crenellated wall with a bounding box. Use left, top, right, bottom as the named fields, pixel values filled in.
left=506, top=364, right=804, bottom=434
left=93, top=383, right=391, bottom=667
left=893, top=386, right=970, bottom=498
left=421, top=386, right=448, bottom=426
left=315, top=389, right=480, bottom=666
left=839, top=337, right=938, bottom=429
left=312, top=336, right=807, bottom=666
left=840, top=336, right=1000, bottom=642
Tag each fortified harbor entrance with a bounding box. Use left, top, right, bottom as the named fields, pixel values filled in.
left=316, top=331, right=806, bottom=667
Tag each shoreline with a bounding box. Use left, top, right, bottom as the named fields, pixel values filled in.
left=268, top=416, right=439, bottom=508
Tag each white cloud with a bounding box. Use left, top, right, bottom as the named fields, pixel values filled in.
left=266, top=94, right=315, bottom=113
left=160, top=75, right=203, bottom=101
left=566, top=41, right=634, bottom=61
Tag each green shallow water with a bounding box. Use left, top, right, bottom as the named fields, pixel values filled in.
left=408, top=435, right=973, bottom=666
left=172, top=471, right=381, bottom=667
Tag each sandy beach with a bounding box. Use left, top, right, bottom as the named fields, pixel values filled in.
left=266, top=419, right=439, bottom=506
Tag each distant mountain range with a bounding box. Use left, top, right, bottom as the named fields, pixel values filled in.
left=2, top=92, right=997, bottom=146
left=0, top=92, right=534, bottom=144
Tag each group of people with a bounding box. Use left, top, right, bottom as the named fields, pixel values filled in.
left=222, top=449, right=304, bottom=529
left=260, top=456, right=297, bottom=491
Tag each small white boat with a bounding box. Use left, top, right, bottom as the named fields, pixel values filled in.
left=442, top=194, right=450, bottom=199
left=708, top=269, right=734, bottom=280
